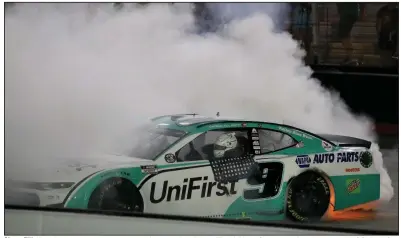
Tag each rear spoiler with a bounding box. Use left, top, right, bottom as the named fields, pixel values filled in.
left=317, top=134, right=372, bottom=149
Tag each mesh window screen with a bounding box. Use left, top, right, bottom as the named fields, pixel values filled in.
left=210, top=155, right=257, bottom=183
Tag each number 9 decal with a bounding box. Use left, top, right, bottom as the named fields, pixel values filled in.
left=243, top=162, right=284, bottom=200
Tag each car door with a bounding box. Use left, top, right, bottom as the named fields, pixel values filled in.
left=249, top=128, right=298, bottom=194
left=139, top=128, right=253, bottom=218
left=223, top=127, right=299, bottom=220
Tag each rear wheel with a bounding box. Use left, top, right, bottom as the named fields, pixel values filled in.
left=88, top=177, right=144, bottom=212
left=286, top=172, right=330, bottom=222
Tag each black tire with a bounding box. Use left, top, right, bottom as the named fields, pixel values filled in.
left=286, top=172, right=330, bottom=222
left=88, top=177, right=144, bottom=213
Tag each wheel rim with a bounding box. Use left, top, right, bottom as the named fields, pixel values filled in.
left=99, top=181, right=142, bottom=212
left=290, top=176, right=328, bottom=219
left=294, top=181, right=321, bottom=213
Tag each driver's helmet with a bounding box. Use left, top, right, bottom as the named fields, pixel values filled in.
left=213, top=132, right=238, bottom=158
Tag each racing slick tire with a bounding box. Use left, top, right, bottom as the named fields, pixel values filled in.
left=286, top=171, right=330, bottom=222
left=88, top=177, right=144, bottom=213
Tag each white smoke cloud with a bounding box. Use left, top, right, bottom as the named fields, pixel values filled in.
left=208, top=3, right=291, bottom=31
left=5, top=3, right=393, bottom=202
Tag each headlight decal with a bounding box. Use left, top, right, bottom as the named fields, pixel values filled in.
left=6, top=181, right=75, bottom=190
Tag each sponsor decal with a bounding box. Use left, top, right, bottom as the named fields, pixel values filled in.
left=165, top=153, right=176, bottom=163
left=313, top=153, right=335, bottom=164
left=359, top=151, right=373, bottom=168
left=277, top=126, right=313, bottom=140
left=149, top=176, right=238, bottom=203
left=208, top=123, right=242, bottom=129
left=345, top=168, right=360, bottom=173
left=336, top=152, right=359, bottom=162
left=295, top=155, right=311, bottom=168
left=251, top=129, right=261, bottom=154
left=236, top=213, right=251, bottom=220
left=296, top=152, right=361, bottom=168
left=239, top=211, right=251, bottom=220
left=277, top=126, right=293, bottom=135
left=322, top=141, right=333, bottom=151
left=346, top=179, right=361, bottom=194
left=141, top=165, right=158, bottom=175
left=100, top=170, right=130, bottom=178
left=312, top=152, right=359, bottom=164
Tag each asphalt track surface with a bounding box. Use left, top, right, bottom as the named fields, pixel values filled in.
left=313, top=136, right=399, bottom=233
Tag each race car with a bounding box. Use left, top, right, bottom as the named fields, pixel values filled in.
left=6, top=114, right=379, bottom=222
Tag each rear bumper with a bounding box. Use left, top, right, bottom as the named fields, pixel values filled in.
left=330, top=173, right=380, bottom=211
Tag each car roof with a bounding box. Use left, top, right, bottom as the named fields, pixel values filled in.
left=151, top=114, right=221, bottom=127
left=148, top=114, right=335, bottom=146
left=151, top=114, right=262, bottom=132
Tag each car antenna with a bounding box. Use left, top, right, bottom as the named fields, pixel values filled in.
left=216, top=112, right=220, bottom=117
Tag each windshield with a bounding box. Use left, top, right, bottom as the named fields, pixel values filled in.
left=122, top=126, right=186, bottom=160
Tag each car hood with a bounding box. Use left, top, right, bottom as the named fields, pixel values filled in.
left=6, top=153, right=153, bottom=184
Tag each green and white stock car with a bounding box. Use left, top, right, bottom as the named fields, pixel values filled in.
left=6, top=114, right=379, bottom=222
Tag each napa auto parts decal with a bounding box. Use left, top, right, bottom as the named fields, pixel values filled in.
left=296, top=152, right=360, bottom=168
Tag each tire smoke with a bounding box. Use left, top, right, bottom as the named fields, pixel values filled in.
left=5, top=3, right=393, bottom=202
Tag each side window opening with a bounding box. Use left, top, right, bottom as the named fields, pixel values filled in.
left=258, top=129, right=297, bottom=153
left=176, top=129, right=251, bottom=162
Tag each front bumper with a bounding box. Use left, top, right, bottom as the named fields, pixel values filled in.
left=5, top=189, right=41, bottom=206
left=5, top=187, right=72, bottom=207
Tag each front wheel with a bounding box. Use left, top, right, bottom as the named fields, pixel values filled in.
left=286, top=172, right=330, bottom=222
left=88, top=177, right=144, bottom=213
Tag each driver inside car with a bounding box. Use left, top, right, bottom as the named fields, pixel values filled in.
left=213, top=132, right=247, bottom=158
